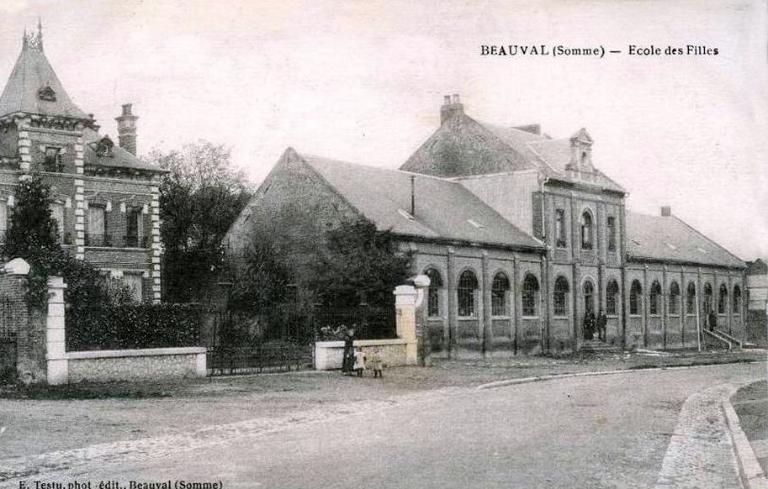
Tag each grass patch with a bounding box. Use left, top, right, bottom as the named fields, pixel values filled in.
left=0, top=382, right=173, bottom=400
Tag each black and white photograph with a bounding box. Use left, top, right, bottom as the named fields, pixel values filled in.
left=0, top=1, right=766, bottom=488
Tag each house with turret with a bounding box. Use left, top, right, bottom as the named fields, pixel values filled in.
left=0, top=25, right=165, bottom=301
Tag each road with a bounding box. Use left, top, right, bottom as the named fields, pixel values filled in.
left=6, top=362, right=765, bottom=489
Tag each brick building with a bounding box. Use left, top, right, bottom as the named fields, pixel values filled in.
left=746, top=259, right=767, bottom=346
left=226, top=95, right=748, bottom=355
left=0, top=26, right=164, bottom=301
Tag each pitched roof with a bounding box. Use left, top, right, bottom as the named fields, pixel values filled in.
left=626, top=211, right=745, bottom=269
left=288, top=149, right=543, bottom=251
left=401, top=108, right=625, bottom=193
left=82, top=128, right=164, bottom=173
left=0, top=35, right=89, bottom=120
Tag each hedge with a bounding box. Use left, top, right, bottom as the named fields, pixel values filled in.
left=66, top=303, right=202, bottom=351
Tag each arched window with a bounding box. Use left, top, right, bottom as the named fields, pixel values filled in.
left=703, top=283, right=713, bottom=313
left=522, top=274, right=539, bottom=317
left=581, top=211, right=593, bottom=250
left=668, top=282, right=680, bottom=315
left=606, top=216, right=617, bottom=252
left=649, top=281, right=662, bottom=315
left=630, top=280, right=642, bottom=315
left=606, top=280, right=619, bottom=315
left=424, top=268, right=443, bottom=318
left=553, top=276, right=569, bottom=317
left=491, top=272, right=510, bottom=316
left=686, top=282, right=696, bottom=315
left=457, top=270, right=478, bottom=317
left=718, top=284, right=728, bottom=314
left=733, top=285, right=742, bottom=314
left=583, top=280, right=595, bottom=314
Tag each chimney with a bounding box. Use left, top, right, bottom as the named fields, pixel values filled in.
left=440, top=93, right=464, bottom=125
left=115, top=103, right=139, bottom=155
left=661, top=206, right=671, bottom=217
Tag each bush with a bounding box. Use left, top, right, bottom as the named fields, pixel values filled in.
left=67, top=303, right=202, bottom=351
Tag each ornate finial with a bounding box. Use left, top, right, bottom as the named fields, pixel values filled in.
left=22, top=19, right=44, bottom=52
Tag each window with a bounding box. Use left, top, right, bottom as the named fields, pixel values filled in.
left=457, top=270, right=478, bottom=317
left=491, top=272, right=510, bottom=316
left=50, top=203, right=64, bottom=243
left=606, top=280, right=619, bottom=315
left=583, top=280, right=595, bottom=314
left=522, top=274, right=539, bottom=317
left=126, top=207, right=142, bottom=247
left=580, top=211, right=593, bottom=250
left=629, top=280, right=642, bottom=315
left=668, top=281, right=680, bottom=315
left=733, top=286, right=742, bottom=314
left=607, top=216, right=616, bottom=252
left=686, top=282, right=696, bottom=315
left=555, top=209, right=567, bottom=248
left=649, top=281, right=662, bottom=315
left=718, top=284, right=728, bottom=314
left=703, top=283, right=713, bottom=313
left=424, top=268, right=443, bottom=318
left=553, top=276, right=569, bottom=317
left=87, top=205, right=107, bottom=246
left=122, top=273, right=143, bottom=302
left=43, top=147, right=62, bottom=172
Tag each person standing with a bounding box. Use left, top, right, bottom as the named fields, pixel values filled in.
left=708, top=309, right=717, bottom=332
left=584, top=311, right=595, bottom=340
left=596, top=309, right=607, bottom=342
left=342, top=326, right=356, bottom=375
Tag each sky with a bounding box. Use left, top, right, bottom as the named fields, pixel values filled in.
left=0, top=0, right=766, bottom=260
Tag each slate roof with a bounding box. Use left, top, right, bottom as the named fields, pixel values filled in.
left=82, top=128, right=164, bottom=173
left=288, top=149, right=544, bottom=251
left=401, top=109, right=625, bottom=193
left=626, top=212, right=745, bottom=269
left=0, top=37, right=89, bottom=120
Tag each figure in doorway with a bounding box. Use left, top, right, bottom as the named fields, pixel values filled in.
left=583, top=310, right=596, bottom=340
left=708, top=309, right=717, bottom=332
left=596, top=309, right=607, bottom=342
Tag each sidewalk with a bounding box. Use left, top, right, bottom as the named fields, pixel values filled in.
left=731, top=380, right=768, bottom=476
left=0, top=349, right=764, bottom=462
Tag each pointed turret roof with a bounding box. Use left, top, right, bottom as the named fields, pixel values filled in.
left=0, top=26, right=89, bottom=120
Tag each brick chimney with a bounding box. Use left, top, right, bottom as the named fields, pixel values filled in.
left=115, top=103, right=139, bottom=155
left=440, top=93, right=464, bottom=125
left=661, top=206, right=671, bottom=217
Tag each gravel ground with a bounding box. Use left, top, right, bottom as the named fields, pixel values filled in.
left=0, top=349, right=764, bottom=460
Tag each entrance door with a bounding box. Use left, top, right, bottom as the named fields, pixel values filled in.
left=582, top=280, right=595, bottom=339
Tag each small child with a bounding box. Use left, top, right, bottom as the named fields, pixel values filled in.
left=368, top=348, right=383, bottom=378
left=353, top=348, right=366, bottom=377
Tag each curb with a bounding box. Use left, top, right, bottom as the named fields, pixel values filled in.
left=476, top=360, right=763, bottom=390
left=723, top=397, right=768, bottom=489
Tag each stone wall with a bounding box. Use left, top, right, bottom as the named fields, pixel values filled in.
left=64, top=347, right=207, bottom=383
left=314, top=339, right=407, bottom=370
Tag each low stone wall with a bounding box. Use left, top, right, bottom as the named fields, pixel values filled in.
left=315, top=339, right=408, bottom=370
left=48, top=347, right=207, bottom=384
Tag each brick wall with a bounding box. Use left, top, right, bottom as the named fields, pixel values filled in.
left=0, top=273, right=49, bottom=383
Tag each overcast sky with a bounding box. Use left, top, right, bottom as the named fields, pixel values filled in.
left=1, top=0, right=766, bottom=260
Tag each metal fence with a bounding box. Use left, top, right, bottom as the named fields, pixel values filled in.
left=313, top=305, right=397, bottom=340
left=207, top=343, right=313, bottom=376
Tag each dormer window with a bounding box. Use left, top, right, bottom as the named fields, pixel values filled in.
left=96, top=136, right=115, bottom=157
left=38, top=85, right=56, bottom=102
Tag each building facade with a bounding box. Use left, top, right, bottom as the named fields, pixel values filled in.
left=227, top=94, right=747, bottom=355
left=0, top=27, right=164, bottom=301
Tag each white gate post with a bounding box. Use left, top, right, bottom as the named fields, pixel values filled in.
left=46, top=276, right=68, bottom=385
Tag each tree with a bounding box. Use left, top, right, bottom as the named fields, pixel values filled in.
left=3, top=174, right=59, bottom=260
left=309, top=218, right=412, bottom=308
left=149, top=141, right=254, bottom=303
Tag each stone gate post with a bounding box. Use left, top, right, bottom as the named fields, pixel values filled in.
left=45, top=276, right=68, bottom=385
left=394, top=285, right=418, bottom=365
